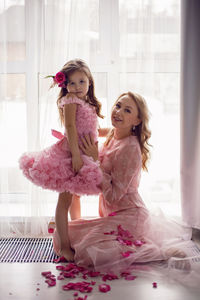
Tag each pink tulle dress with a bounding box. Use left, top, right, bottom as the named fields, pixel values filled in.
left=19, top=96, right=102, bottom=195
left=53, top=135, right=193, bottom=274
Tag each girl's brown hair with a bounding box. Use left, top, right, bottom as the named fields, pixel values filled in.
left=105, top=91, right=151, bottom=171
left=55, top=59, right=104, bottom=124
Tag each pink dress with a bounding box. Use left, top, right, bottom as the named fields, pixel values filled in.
left=19, top=96, right=102, bottom=195
left=53, top=135, right=191, bottom=273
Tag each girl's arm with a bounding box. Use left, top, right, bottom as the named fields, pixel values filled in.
left=98, top=128, right=110, bottom=137
left=64, top=103, right=83, bottom=173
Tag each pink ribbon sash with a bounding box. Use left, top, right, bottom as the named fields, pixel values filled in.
left=51, top=129, right=65, bottom=140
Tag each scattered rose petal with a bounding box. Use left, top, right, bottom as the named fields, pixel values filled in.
left=63, top=271, right=76, bottom=278
left=53, top=256, right=67, bottom=263
left=74, top=292, right=78, bottom=296
left=56, top=265, right=65, bottom=271
left=133, top=240, right=144, bottom=247
left=108, top=212, right=117, bottom=216
left=125, top=275, right=137, bottom=280
left=36, top=288, right=40, bottom=291
left=102, top=273, right=118, bottom=281
left=45, top=279, right=56, bottom=287
left=152, top=282, right=157, bottom=288
left=57, top=275, right=65, bottom=280
left=117, top=225, right=133, bottom=238
left=104, top=230, right=116, bottom=235
left=121, top=251, right=134, bottom=257
left=41, top=271, right=51, bottom=277
left=87, top=271, right=101, bottom=277
left=121, top=271, right=131, bottom=277
left=62, top=281, right=93, bottom=293
left=99, top=284, right=111, bottom=293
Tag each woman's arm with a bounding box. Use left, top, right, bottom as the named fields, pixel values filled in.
left=80, top=135, right=141, bottom=204
left=64, top=103, right=83, bottom=172
left=100, top=144, right=141, bottom=203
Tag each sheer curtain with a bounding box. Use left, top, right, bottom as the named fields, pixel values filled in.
left=180, top=0, right=200, bottom=229
left=0, top=0, right=181, bottom=237
left=119, top=0, right=181, bottom=215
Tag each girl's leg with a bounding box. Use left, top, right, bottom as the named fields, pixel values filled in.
left=55, top=191, right=74, bottom=261
left=69, top=194, right=81, bottom=220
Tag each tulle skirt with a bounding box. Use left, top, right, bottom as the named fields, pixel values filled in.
left=19, top=137, right=102, bottom=195
left=53, top=206, right=196, bottom=274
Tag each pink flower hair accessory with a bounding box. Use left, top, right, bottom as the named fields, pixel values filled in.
left=45, top=71, right=67, bottom=88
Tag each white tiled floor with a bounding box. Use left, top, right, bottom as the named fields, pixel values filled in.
left=0, top=262, right=200, bottom=300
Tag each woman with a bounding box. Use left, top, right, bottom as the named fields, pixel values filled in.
left=53, top=91, right=191, bottom=274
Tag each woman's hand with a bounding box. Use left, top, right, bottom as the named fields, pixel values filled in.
left=72, top=153, right=83, bottom=173
left=80, top=134, right=99, bottom=161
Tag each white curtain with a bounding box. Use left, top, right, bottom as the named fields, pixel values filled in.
left=0, top=0, right=181, bottom=237
left=180, top=0, right=200, bottom=229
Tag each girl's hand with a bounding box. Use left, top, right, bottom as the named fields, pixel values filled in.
left=80, top=134, right=99, bottom=161
left=72, top=154, right=83, bottom=173
left=65, top=92, right=77, bottom=99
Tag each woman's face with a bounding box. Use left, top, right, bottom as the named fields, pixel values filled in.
left=111, top=95, right=141, bottom=130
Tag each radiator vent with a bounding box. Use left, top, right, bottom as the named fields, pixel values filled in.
left=0, top=238, right=58, bottom=263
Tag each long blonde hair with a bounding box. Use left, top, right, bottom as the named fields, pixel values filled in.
left=105, top=91, right=151, bottom=171
left=55, top=59, right=104, bottom=125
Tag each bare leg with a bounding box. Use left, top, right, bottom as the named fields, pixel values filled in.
left=69, top=194, right=81, bottom=220
left=55, top=191, right=74, bottom=261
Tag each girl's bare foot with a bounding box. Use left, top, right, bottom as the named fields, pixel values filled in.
left=60, top=247, right=75, bottom=262
left=166, top=248, right=190, bottom=270
left=166, top=247, right=186, bottom=259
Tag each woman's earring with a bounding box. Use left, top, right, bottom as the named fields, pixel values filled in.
left=132, top=125, right=135, bottom=131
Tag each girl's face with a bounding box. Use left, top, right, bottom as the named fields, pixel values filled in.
left=66, top=70, right=90, bottom=100
left=111, top=95, right=141, bottom=131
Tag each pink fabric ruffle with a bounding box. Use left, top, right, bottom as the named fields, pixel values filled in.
left=58, top=96, right=85, bottom=108
left=19, top=138, right=102, bottom=195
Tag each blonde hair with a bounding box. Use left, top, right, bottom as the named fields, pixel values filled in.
left=105, top=91, right=151, bottom=171
left=55, top=59, right=104, bottom=125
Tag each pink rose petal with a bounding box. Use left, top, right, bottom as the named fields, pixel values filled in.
left=57, top=275, right=65, bottom=280
left=41, top=271, right=51, bottom=277
left=99, top=284, right=111, bottom=293
left=108, top=212, right=117, bottom=216
left=45, top=279, right=56, bottom=286
left=152, top=282, right=157, bottom=288
left=133, top=240, right=144, bottom=247
left=121, top=251, right=134, bottom=257
left=53, top=256, right=67, bottom=263
left=121, top=271, right=131, bottom=277
left=125, top=275, right=137, bottom=280
left=102, top=273, right=118, bottom=281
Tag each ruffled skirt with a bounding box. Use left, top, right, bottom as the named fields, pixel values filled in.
left=19, top=137, right=102, bottom=195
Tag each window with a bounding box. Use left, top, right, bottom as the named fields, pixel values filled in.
left=0, top=0, right=181, bottom=219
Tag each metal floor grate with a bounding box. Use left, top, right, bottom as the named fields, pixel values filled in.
left=0, top=238, right=59, bottom=263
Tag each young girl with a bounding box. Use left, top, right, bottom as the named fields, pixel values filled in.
left=19, top=59, right=104, bottom=261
